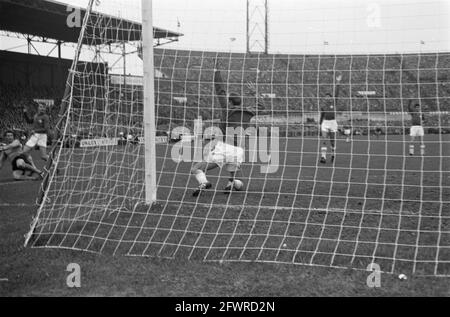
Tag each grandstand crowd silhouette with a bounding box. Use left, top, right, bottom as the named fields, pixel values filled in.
left=1, top=49, right=449, bottom=144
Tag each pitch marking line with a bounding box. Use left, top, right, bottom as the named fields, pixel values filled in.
left=0, top=181, right=35, bottom=187
left=0, top=204, right=35, bottom=208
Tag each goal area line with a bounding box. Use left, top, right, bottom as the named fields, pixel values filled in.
left=33, top=200, right=420, bottom=217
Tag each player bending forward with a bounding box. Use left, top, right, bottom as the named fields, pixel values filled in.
left=190, top=65, right=263, bottom=197
left=0, top=130, right=43, bottom=181
left=23, top=102, right=51, bottom=163
left=408, top=100, right=426, bottom=156
left=320, top=74, right=342, bottom=164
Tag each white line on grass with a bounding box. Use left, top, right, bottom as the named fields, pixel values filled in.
left=0, top=203, right=35, bottom=208
left=0, top=181, right=35, bottom=187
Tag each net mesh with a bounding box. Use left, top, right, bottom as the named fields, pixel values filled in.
left=26, top=0, right=450, bottom=276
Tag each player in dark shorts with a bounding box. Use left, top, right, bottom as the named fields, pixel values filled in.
left=12, top=154, right=35, bottom=175
left=374, top=122, right=383, bottom=139
left=0, top=130, right=43, bottom=181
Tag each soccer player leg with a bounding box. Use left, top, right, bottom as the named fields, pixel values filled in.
left=13, top=170, right=26, bottom=181
left=328, top=121, right=338, bottom=163
left=344, top=129, right=351, bottom=143
left=191, top=151, right=221, bottom=197
left=24, top=134, right=38, bottom=154
left=0, top=151, right=6, bottom=171
left=26, top=153, right=38, bottom=170
left=20, top=154, right=43, bottom=177
left=329, top=120, right=338, bottom=150
left=409, top=126, right=424, bottom=156
left=409, top=127, right=416, bottom=155
left=417, top=127, right=426, bottom=155
left=37, top=134, right=49, bottom=162
left=321, top=120, right=337, bottom=163
left=13, top=171, right=40, bottom=181
left=320, top=123, right=329, bottom=163
left=12, top=158, right=41, bottom=181
left=224, top=146, right=245, bottom=193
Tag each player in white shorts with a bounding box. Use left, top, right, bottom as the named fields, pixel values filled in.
left=205, top=141, right=245, bottom=172
left=319, top=74, right=342, bottom=164
left=191, top=140, right=245, bottom=195
left=190, top=62, right=264, bottom=197
left=23, top=102, right=51, bottom=163
left=343, top=124, right=352, bottom=143
left=408, top=100, right=426, bottom=156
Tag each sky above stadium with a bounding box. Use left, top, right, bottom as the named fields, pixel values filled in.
left=152, top=0, right=450, bottom=54
left=0, top=0, right=449, bottom=63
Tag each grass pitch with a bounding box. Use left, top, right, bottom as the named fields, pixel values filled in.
left=0, top=134, right=449, bottom=296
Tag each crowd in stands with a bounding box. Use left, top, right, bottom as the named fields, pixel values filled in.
left=155, top=49, right=450, bottom=116
left=2, top=49, right=450, bottom=140
left=0, top=83, right=62, bottom=136
left=261, top=113, right=450, bottom=138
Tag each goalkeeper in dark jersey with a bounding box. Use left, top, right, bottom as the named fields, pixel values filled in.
left=319, top=74, right=342, bottom=164
left=408, top=100, right=426, bottom=156
left=190, top=61, right=264, bottom=197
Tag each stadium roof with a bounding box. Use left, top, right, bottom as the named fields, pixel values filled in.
left=0, top=0, right=183, bottom=45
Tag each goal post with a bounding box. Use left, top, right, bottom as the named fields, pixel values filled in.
left=142, top=0, right=157, bottom=204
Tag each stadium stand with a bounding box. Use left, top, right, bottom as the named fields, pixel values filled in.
left=2, top=49, right=449, bottom=141
left=0, top=83, right=61, bottom=132
left=154, top=49, right=450, bottom=113
left=151, top=49, right=450, bottom=135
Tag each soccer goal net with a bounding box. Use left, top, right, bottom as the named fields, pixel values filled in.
left=26, top=0, right=450, bottom=276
